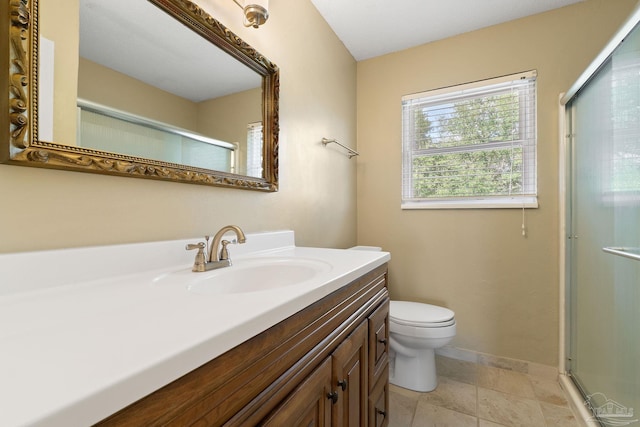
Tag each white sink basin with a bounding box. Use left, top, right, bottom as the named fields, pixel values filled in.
left=154, top=257, right=332, bottom=294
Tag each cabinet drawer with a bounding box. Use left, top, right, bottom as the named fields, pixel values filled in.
left=368, top=298, right=389, bottom=390
left=368, top=365, right=389, bottom=427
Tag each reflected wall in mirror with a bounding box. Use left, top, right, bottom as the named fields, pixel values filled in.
left=2, top=0, right=279, bottom=191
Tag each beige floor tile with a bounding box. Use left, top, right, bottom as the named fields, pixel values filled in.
left=412, top=402, right=477, bottom=427
left=477, top=387, right=546, bottom=427
left=477, top=364, right=536, bottom=399
left=391, top=384, right=423, bottom=401
left=528, top=362, right=558, bottom=380
left=389, top=385, right=419, bottom=426
left=436, top=355, right=478, bottom=385
left=530, top=376, right=569, bottom=407
left=540, top=401, right=581, bottom=427
left=389, top=354, right=575, bottom=427
left=418, top=376, right=477, bottom=416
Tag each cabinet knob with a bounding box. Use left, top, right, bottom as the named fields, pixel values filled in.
left=378, top=338, right=387, bottom=344
left=377, top=408, right=387, bottom=417
left=337, top=379, right=348, bottom=391
left=327, top=391, right=339, bottom=404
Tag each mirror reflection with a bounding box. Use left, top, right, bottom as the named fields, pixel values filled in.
left=37, top=0, right=271, bottom=180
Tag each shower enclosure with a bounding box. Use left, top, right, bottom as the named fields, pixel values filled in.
left=562, top=7, right=640, bottom=426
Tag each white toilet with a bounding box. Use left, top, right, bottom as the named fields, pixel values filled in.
left=389, top=301, right=456, bottom=392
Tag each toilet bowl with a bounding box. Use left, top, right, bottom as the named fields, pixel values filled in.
left=389, top=300, right=456, bottom=392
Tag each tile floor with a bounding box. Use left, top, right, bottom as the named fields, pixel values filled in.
left=389, top=355, right=580, bottom=427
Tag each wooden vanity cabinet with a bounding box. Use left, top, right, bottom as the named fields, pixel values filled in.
left=96, top=264, right=389, bottom=427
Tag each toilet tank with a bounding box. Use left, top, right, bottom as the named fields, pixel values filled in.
left=348, top=246, right=382, bottom=251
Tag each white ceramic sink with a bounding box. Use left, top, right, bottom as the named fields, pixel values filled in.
left=154, top=257, right=332, bottom=294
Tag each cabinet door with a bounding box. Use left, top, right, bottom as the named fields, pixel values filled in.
left=261, top=358, right=332, bottom=427
left=368, top=365, right=389, bottom=427
left=331, top=321, right=368, bottom=427
left=368, top=299, right=389, bottom=391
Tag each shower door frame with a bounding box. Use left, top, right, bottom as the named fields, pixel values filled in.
left=558, top=4, right=640, bottom=423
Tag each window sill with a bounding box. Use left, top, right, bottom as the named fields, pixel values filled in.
left=401, top=196, right=538, bottom=210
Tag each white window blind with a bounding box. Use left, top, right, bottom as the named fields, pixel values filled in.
left=246, top=122, right=263, bottom=178
left=401, top=71, right=538, bottom=209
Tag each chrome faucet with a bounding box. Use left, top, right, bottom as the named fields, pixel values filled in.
left=186, top=225, right=246, bottom=272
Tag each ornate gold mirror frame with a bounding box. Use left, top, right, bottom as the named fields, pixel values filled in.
left=1, top=0, right=279, bottom=191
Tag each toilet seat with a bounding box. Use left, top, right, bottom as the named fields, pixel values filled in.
left=390, top=301, right=455, bottom=328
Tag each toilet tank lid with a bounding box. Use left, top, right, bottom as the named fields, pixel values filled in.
left=390, top=301, right=455, bottom=325
left=348, top=246, right=382, bottom=251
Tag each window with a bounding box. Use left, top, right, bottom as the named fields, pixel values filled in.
left=246, top=122, right=263, bottom=178
left=401, top=71, right=538, bottom=209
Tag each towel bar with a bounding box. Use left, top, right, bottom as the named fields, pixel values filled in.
left=602, top=246, right=640, bottom=261
left=322, top=138, right=359, bottom=159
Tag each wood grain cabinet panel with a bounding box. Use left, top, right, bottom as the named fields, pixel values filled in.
left=331, top=321, right=368, bottom=427
left=261, top=357, right=333, bottom=427
left=263, top=321, right=369, bottom=427
left=95, top=264, right=389, bottom=427
left=368, top=365, right=389, bottom=427
left=368, top=299, right=389, bottom=392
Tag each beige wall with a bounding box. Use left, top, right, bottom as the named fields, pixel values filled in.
left=197, top=88, right=262, bottom=143
left=197, top=87, right=262, bottom=172
left=79, top=57, right=261, bottom=141
left=356, top=0, right=637, bottom=366
left=0, top=0, right=357, bottom=253
left=78, top=57, right=198, bottom=130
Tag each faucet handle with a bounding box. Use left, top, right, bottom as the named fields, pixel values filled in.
left=220, top=240, right=231, bottom=261
left=185, top=242, right=205, bottom=250
left=186, top=242, right=206, bottom=272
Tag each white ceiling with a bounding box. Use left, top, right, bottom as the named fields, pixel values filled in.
left=79, top=0, right=261, bottom=102
left=78, top=0, right=586, bottom=100
left=310, top=0, right=585, bottom=61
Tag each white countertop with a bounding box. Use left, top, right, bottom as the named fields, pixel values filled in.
left=0, top=231, right=390, bottom=427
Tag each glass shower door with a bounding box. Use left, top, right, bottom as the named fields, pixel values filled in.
left=567, top=21, right=640, bottom=426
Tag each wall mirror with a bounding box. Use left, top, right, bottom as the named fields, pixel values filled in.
left=2, top=0, right=279, bottom=191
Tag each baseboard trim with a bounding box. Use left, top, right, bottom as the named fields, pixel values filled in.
left=435, top=346, right=558, bottom=380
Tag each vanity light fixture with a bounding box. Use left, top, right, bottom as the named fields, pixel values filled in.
left=232, top=0, right=269, bottom=28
